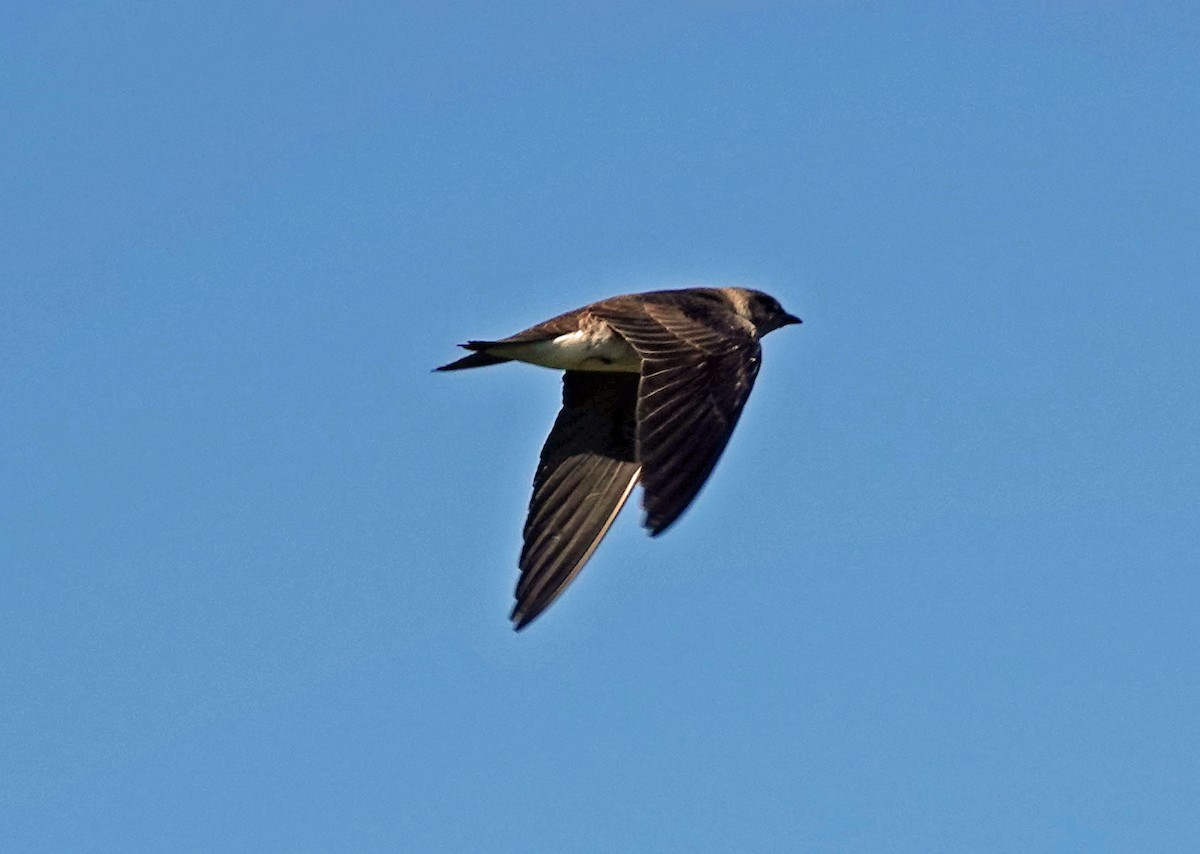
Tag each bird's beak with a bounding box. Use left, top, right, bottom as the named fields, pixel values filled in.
left=782, top=312, right=802, bottom=327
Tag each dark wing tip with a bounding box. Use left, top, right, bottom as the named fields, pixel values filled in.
left=642, top=505, right=681, bottom=537
left=510, top=606, right=537, bottom=631
left=645, top=519, right=673, bottom=537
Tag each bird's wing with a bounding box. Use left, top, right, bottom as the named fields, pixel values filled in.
left=513, top=371, right=642, bottom=629
left=592, top=300, right=761, bottom=535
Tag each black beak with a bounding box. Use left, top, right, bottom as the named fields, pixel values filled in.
left=781, top=312, right=802, bottom=326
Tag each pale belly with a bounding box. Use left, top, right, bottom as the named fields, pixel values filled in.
left=491, top=330, right=641, bottom=372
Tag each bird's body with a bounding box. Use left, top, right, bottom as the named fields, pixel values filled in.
left=484, top=325, right=642, bottom=373
left=437, top=286, right=801, bottom=629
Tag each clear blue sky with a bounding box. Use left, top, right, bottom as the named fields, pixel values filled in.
left=3, top=3, right=1198, bottom=851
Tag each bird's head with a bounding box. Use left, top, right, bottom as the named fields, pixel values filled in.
left=737, top=289, right=802, bottom=336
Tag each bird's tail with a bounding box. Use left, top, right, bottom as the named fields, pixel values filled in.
left=434, top=341, right=510, bottom=372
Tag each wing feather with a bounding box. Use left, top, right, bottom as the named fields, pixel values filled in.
left=591, top=300, right=762, bottom=535
left=512, top=372, right=641, bottom=629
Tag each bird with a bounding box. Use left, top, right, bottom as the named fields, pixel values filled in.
left=436, top=286, right=802, bottom=630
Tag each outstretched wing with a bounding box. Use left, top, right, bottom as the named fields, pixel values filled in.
left=512, top=372, right=642, bottom=629
left=593, top=299, right=761, bottom=535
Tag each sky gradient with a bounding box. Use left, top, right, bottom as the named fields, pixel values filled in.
left=3, top=3, right=1199, bottom=851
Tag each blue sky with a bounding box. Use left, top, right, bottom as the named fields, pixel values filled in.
left=3, top=2, right=1198, bottom=850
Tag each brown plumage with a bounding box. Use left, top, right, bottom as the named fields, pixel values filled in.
left=437, top=286, right=801, bottom=629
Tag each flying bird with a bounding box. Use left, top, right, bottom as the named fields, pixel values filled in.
left=436, top=286, right=801, bottom=629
